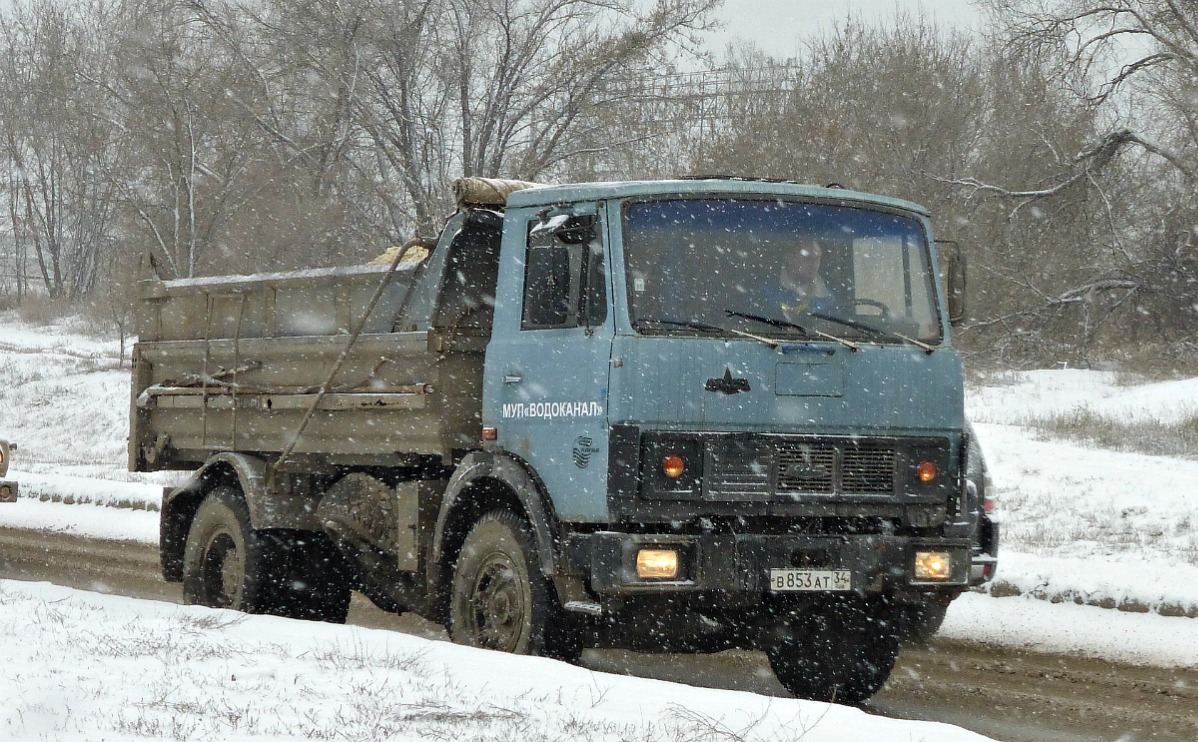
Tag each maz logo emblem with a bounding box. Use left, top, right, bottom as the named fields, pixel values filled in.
left=572, top=436, right=600, bottom=468
left=705, top=367, right=751, bottom=395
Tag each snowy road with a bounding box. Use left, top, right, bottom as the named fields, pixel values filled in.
left=3, top=523, right=1195, bottom=742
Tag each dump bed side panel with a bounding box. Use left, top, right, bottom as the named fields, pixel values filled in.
left=129, top=263, right=483, bottom=471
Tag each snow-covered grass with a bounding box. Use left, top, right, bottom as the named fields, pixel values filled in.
left=0, top=313, right=179, bottom=492
left=967, top=369, right=1198, bottom=616
left=1, top=579, right=994, bottom=742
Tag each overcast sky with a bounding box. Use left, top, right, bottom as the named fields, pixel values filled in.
left=705, top=0, right=986, bottom=58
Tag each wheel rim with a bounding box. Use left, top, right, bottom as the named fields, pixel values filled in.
left=201, top=531, right=243, bottom=608
left=469, top=552, right=527, bottom=651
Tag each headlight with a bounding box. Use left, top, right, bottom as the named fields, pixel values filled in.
left=913, top=550, right=952, bottom=581
left=636, top=549, right=680, bottom=580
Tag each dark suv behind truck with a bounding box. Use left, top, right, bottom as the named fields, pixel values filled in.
left=0, top=440, right=17, bottom=502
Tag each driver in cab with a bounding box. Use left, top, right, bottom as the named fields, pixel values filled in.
left=764, top=236, right=838, bottom=320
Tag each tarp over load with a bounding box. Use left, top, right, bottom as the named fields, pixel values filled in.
left=451, top=177, right=541, bottom=209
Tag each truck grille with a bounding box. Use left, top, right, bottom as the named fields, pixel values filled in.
left=707, top=438, right=897, bottom=498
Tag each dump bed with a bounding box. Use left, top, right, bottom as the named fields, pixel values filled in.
left=130, top=209, right=503, bottom=472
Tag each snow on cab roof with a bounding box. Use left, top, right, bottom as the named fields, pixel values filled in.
left=503, top=177, right=931, bottom=216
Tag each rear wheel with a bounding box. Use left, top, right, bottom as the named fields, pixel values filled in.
left=181, top=486, right=350, bottom=622
left=182, top=486, right=273, bottom=613
left=449, top=511, right=580, bottom=662
left=766, top=598, right=901, bottom=705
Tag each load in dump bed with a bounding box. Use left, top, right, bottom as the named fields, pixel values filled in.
left=133, top=176, right=996, bottom=706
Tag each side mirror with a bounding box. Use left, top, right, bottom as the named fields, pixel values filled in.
left=938, top=240, right=967, bottom=327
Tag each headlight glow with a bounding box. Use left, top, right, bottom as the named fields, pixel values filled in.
left=914, top=550, right=952, bottom=581
left=636, top=549, right=679, bottom=580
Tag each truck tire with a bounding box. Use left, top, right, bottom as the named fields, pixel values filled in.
left=449, top=511, right=580, bottom=662
left=181, top=486, right=350, bottom=623
left=897, top=595, right=952, bottom=645
left=766, top=598, right=900, bottom=705
left=181, top=486, right=279, bottom=614
left=263, top=531, right=352, bottom=624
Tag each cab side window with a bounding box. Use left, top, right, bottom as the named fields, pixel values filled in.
left=521, top=214, right=607, bottom=330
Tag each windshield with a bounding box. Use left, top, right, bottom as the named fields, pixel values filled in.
left=623, top=198, right=942, bottom=344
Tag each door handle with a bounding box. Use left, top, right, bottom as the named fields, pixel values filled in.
left=503, top=374, right=523, bottom=385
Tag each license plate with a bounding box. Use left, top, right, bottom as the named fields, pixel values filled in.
left=769, top=569, right=853, bottom=592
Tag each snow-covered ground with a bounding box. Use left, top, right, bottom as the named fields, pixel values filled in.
left=1, top=579, right=997, bottom=742
left=3, top=312, right=1198, bottom=739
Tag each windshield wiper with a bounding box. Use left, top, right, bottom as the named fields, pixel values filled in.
left=723, top=309, right=810, bottom=335
left=635, top=317, right=780, bottom=348
left=809, top=312, right=937, bottom=354
left=725, top=310, right=860, bottom=352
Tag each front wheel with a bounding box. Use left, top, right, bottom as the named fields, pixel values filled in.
left=449, top=511, right=580, bottom=661
left=766, top=598, right=901, bottom=705
left=897, top=594, right=953, bottom=645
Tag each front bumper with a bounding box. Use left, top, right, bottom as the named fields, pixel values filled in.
left=0, top=479, right=17, bottom=503
left=579, top=531, right=972, bottom=596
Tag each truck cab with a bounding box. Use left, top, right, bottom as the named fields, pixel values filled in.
left=479, top=182, right=981, bottom=676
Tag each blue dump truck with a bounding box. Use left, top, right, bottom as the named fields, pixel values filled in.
left=131, top=177, right=997, bottom=704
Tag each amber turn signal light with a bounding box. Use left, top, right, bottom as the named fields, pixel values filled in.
left=916, top=460, right=937, bottom=482
left=662, top=454, right=685, bottom=479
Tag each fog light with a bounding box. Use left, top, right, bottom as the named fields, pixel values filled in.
left=0, top=484, right=13, bottom=502
left=914, top=550, right=951, bottom=580
left=636, top=549, right=679, bottom=579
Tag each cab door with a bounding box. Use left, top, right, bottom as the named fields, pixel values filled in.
left=483, top=203, right=613, bottom=522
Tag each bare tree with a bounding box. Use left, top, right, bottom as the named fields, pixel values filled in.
left=184, top=0, right=395, bottom=261
left=84, top=1, right=268, bottom=279
left=966, top=0, right=1198, bottom=363
left=198, top=0, right=720, bottom=237
left=0, top=0, right=119, bottom=300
